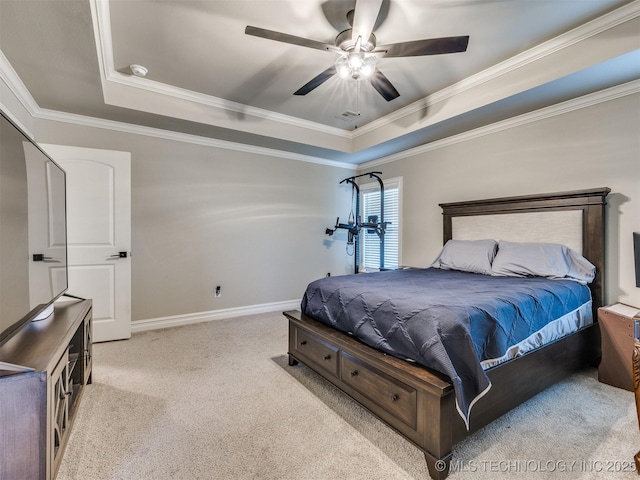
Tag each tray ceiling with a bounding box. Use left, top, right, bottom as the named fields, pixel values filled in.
left=0, top=0, right=638, bottom=165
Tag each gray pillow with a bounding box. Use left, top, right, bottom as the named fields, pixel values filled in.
left=491, top=240, right=595, bottom=284
left=431, top=239, right=497, bottom=276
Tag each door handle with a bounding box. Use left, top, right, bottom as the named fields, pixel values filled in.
left=32, top=254, right=60, bottom=263
left=108, top=251, right=128, bottom=259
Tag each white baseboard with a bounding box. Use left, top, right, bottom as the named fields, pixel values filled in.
left=131, top=299, right=301, bottom=333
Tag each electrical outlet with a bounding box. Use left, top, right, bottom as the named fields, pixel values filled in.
left=215, top=286, right=221, bottom=297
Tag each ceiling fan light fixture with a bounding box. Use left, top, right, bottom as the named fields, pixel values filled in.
left=348, top=51, right=364, bottom=69
left=336, top=56, right=351, bottom=79
left=360, top=55, right=377, bottom=77
left=335, top=52, right=377, bottom=80
left=246, top=0, right=469, bottom=102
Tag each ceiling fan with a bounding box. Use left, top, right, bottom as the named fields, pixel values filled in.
left=245, top=0, right=469, bottom=101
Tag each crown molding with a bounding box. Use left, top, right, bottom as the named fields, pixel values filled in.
left=0, top=51, right=39, bottom=116
left=0, top=41, right=355, bottom=170
left=358, top=79, right=640, bottom=171
left=353, top=0, right=640, bottom=138
left=33, top=107, right=356, bottom=170
left=0, top=50, right=39, bottom=137
left=1, top=1, right=637, bottom=171
left=90, top=0, right=352, bottom=140
left=106, top=71, right=352, bottom=139
left=0, top=94, right=32, bottom=140
left=2, top=43, right=636, bottom=173
left=93, top=0, right=639, bottom=143
left=89, top=0, right=110, bottom=97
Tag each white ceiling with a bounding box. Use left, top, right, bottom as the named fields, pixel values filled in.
left=0, top=0, right=639, bottom=165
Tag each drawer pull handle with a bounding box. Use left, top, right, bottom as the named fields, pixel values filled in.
left=390, top=394, right=398, bottom=402
left=300, top=340, right=307, bottom=346
left=323, top=354, right=331, bottom=360
left=350, top=370, right=358, bottom=377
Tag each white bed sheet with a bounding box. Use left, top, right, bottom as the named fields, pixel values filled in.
left=480, top=300, right=593, bottom=370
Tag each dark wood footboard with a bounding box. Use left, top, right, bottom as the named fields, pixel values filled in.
left=285, top=309, right=457, bottom=479
left=285, top=309, right=600, bottom=479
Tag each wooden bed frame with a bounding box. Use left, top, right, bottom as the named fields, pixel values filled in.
left=284, top=187, right=610, bottom=479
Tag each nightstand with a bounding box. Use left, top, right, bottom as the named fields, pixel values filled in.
left=598, top=303, right=640, bottom=391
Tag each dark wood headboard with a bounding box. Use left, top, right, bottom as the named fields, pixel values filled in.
left=439, top=187, right=611, bottom=310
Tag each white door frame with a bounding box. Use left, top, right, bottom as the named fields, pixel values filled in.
left=41, top=144, right=131, bottom=342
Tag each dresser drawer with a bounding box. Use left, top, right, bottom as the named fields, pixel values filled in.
left=292, top=327, right=339, bottom=378
left=341, top=351, right=417, bottom=429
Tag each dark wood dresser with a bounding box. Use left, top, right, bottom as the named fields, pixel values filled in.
left=0, top=299, right=92, bottom=480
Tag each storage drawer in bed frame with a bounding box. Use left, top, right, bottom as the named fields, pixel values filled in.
left=341, top=351, right=418, bottom=430
left=291, top=327, right=339, bottom=378
left=286, top=309, right=600, bottom=479
left=287, top=310, right=456, bottom=476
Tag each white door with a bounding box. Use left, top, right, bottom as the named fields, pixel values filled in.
left=41, top=144, right=131, bottom=342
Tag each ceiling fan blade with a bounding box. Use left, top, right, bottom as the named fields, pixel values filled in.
left=378, top=35, right=470, bottom=58
left=294, top=66, right=337, bottom=96
left=245, top=26, right=341, bottom=53
left=352, top=0, right=383, bottom=44
left=369, top=68, right=399, bottom=101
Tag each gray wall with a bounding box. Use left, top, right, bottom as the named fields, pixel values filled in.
left=30, top=91, right=640, bottom=320
left=376, top=93, right=640, bottom=307
left=33, top=121, right=356, bottom=321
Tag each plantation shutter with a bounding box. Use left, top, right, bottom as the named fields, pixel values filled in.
left=361, top=178, right=400, bottom=270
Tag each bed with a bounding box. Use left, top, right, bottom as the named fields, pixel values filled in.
left=284, top=187, right=610, bottom=479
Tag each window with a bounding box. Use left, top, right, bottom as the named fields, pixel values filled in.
left=360, top=177, right=401, bottom=270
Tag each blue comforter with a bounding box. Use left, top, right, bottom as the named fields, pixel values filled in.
left=301, top=268, right=591, bottom=428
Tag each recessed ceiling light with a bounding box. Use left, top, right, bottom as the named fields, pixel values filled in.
left=129, top=64, right=148, bottom=77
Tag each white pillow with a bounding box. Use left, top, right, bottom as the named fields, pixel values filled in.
left=491, top=240, right=595, bottom=284
left=431, top=239, right=497, bottom=276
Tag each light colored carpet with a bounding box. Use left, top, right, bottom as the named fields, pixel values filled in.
left=57, top=312, right=639, bottom=479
